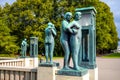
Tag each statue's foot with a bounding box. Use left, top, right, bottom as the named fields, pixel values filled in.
left=63, top=66, right=71, bottom=70
left=74, top=66, right=80, bottom=71
left=46, top=61, right=48, bottom=63
left=50, top=61, right=53, bottom=64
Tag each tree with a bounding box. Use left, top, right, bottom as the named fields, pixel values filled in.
left=1, top=0, right=118, bottom=55
left=0, top=19, right=19, bottom=54
left=95, top=2, right=118, bottom=53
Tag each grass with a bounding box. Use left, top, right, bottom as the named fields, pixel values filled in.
left=0, top=53, right=64, bottom=59
left=53, top=57, right=63, bottom=60
left=38, top=54, right=63, bottom=60
left=102, top=53, right=120, bottom=58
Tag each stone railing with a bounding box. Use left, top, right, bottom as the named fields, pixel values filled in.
left=0, top=67, right=37, bottom=80
left=0, top=57, right=38, bottom=67
left=0, top=59, right=24, bottom=67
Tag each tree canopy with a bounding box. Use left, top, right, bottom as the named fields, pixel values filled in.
left=0, top=0, right=118, bottom=55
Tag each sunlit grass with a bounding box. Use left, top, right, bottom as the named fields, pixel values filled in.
left=102, top=53, right=120, bottom=58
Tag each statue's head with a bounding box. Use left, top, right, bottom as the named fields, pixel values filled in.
left=48, top=22, right=53, bottom=28
left=64, top=12, right=72, bottom=21
left=48, top=22, right=53, bottom=26
left=74, top=12, right=81, bottom=20
left=24, top=38, right=27, bottom=41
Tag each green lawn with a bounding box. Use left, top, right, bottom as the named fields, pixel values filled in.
left=102, top=53, right=120, bottom=58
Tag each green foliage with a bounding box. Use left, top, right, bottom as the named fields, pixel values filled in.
left=0, top=19, right=19, bottom=54
left=0, top=0, right=118, bottom=55
left=0, top=53, right=16, bottom=57
left=95, top=2, right=118, bottom=53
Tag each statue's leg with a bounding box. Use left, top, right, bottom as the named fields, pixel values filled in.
left=78, top=41, right=82, bottom=66
left=25, top=49, right=26, bottom=57
left=71, top=37, right=79, bottom=70
left=23, top=50, right=25, bottom=57
left=60, top=40, right=70, bottom=69
left=68, top=53, right=71, bottom=66
left=21, top=50, right=23, bottom=57
left=49, top=42, right=54, bottom=63
left=45, top=44, right=49, bottom=63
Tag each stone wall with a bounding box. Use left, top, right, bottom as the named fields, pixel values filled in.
left=0, top=57, right=38, bottom=67
left=0, top=67, right=37, bottom=80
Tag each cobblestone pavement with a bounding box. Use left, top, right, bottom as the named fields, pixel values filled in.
left=53, top=57, right=120, bottom=80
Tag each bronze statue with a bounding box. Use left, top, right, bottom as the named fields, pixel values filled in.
left=60, top=12, right=72, bottom=69
left=45, top=22, right=57, bottom=63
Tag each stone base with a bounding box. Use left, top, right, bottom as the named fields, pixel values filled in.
left=57, top=67, right=88, bottom=76
left=56, top=72, right=89, bottom=80
left=33, top=57, right=38, bottom=67
left=37, top=62, right=59, bottom=80
left=56, top=67, right=88, bottom=80
left=89, top=67, right=98, bottom=80
left=79, top=62, right=97, bottom=69
left=39, top=62, right=59, bottom=67
left=24, top=57, right=38, bottom=67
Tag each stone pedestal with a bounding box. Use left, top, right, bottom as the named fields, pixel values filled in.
left=33, top=57, right=38, bottom=67
left=56, top=68, right=89, bottom=80
left=79, top=62, right=97, bottom=69
left=37, top=62, right=59, bottom=80
left=56, top=73, right=89, bottom=80
left=89, top=67, right=98, bottom=80
left=24, top=57, right=38, bottom=67
left=24, top=58, right=30, bottom=67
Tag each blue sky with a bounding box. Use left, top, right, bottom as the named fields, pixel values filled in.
left=0, top=0, right=120, bottom=38
left=0, top=0, right=16, bottom=6
left=101, top=0, right=120, bottom=38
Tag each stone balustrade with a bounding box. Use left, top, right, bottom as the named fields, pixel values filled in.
left=0, top=59, right=24, bottom=67
left=0, top=57, right=38, bottom=67
left=0, top=67, right=37, bottom=80
left=0, top=58, right=98, bottom=80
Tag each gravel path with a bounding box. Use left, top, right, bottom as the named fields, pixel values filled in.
left=53, top=57, right=120, bottom=80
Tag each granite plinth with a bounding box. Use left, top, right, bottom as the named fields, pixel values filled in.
left=37, top=62, right=59, bottom=80
left=56, top=70, right=89, bottom=80
left=89, top=67, right=98, bottom=80
left=57, top=67, right=88, bottom=76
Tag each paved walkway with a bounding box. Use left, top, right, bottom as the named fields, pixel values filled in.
left=53, top=57, right=120, bottom=80
left=97, top=57, right=120, bottom=80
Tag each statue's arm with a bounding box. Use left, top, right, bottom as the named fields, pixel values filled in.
left=67, top=21, right=80, bottom=34
left=66, top=22, right=75, bottom=34
left=72, top=28, right=78, bottom=34
left=75, top=22, right=80, bottom=29
left=62, top=21, right=69, bottom=32
left=51, top=28, right=57, bottom=36
left=21, top=42, right=25, bottom=46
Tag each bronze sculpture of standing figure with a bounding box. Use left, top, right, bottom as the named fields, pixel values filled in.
left=67, top=12, right=82, bottom=70
left=45, top=22, right=57, bottom=63
left=60, top=12, right=72, bottom=69
left=21, top=39, right=27, bottom=57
